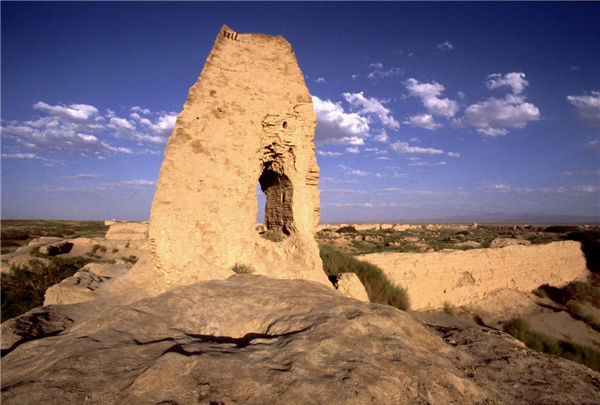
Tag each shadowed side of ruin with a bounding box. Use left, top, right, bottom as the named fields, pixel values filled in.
left=148, top=25, right=327, bottom=286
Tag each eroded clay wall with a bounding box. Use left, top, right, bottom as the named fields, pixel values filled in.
left=358, top=241, right=588, bottom=310
left=149, top=25, right=327, bottom=287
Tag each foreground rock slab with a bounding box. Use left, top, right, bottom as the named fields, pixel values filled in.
left=2, top=275, right=599, bottom=404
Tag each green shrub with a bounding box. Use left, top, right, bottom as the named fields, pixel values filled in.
left=319, top=245, right=409, bottom=310
left=503, top=317, right=600, bottom=372
left=536, top=282, right=600, bottom=309
left=232, top=263, right=254, bottom=274
left=443, top=301, right=457, bottom=315
left=336, top=226, right=358, bottom=234
left=565, top=300, right=600, bottom=331
left=1, top=256, right=92, bottom=320
left=87, top=244, right=107, bottom=258
left=120, top=255, right=138, bottom=264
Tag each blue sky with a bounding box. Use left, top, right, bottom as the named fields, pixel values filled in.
left=2, top=2, right=599, bottom=222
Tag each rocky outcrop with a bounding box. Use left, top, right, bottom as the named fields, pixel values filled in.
left=148, top=25, right=326, bottom=288
left=336, top=272, right=369, bottom=302
left=489, top=237, right=531, bottom=248
left=358, top=241, right=589, bottom=310
left=44, top=262, right=130, bottom=306
left=3, top=275, right=598, bottom=404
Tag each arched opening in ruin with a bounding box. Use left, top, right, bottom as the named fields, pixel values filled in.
left=257, top=168, right=294, bottom=242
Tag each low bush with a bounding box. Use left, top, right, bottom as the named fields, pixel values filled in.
left=503, top=317, right=600, bottom=372
left=319, top=245, right=409, bottom=310
left=1, top=256, right=92, bottom=320
left=443, top=301, right=457, bottom=315
left=121, top=255, right=138, bottom=264
left=87, top=244, right=107, bottom=258
left=536, top=282, right=600, bottom=309
left=336, top=226, right=358, bottom=234
left=232, top=263, right=254, bottom=274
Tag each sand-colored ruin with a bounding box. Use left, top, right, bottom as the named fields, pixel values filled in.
left=149, top=25, right=328, bottom=286
left=358, top=240, right=588, bottom=310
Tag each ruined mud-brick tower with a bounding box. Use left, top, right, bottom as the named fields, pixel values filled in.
left=149, top=25, right=329, bottom=286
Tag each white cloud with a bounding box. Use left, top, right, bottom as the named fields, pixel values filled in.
left=464, top=94, right=541, bottom=136
left=376, top=156, right=391, bottom=160
left=314, top=77, right=326, bottom=84
left=321, top=177, right=358, bottom=185
left=404, top=78, right=459, bottom=117
left=447, top=151, right=460, bottom=158
left=367, top=63, right=403, bottom=79
left=585, top=140, right=599, bottom=150
left=131, top=106, right=150, bottom=115
left=346, top=146, right=360, bottom=154
left=390, top=141, right=444, bottom=155
left=1, top=101, right=174, bottom=158
left=1, top=152, right=50, bottom=162
left=374, top=129, right=389, bottom=143
left=33, top=178, right=156, bottom=193
left=340, top=164, right=369, bottom=177
left=574, top=185, right=599, bottom=193
left=567, top=91, right=600, bottom=127
left=343, top=92, right=400, bottom=129
left=437, top=41, right=454, bottom=51
left=58, top=173, right=102, bottom=179
left=317, top=150, right=342, bottom=157
left=312, top=95, right=370, bottom=145
left=393, top=172, right=408, bottom=178
left=139, top=112, right=178, bottom=139
left=33, top=101, right=99, bottom=122
left=408, top=160, right=447, bottom=167
left=488, top=184, right=568, bottom=194
left=402, top=114, right=440, bottom=130
left=486, top=72, right=529, bottom=94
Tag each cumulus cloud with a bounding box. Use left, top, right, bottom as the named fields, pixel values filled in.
left=342, top=92, right=400, bottom=129
left=486, top=72, right=529, bottom=94
left=346, top=146, right=360, bottom=154
left=390, top=141, right=444, bottom=155
left=404, top=78, right=459, bottom=117
left=367, top=63, right=403, bottom=79
left=374, top=129, right=389, bottom=143
left=312, top=95, right=370, bottom=145
left=437, top=41, right=454, bottom=51
left=131, top=106, right=150, bottom=115
left=314, top=77, right=326, bottom=84
left=1, top=101, right=177, bottom=158
left=567, top=91, right=600, bottom=127
left=402, top=114, right=440, bottom=130
left=464, top=94, right=541, bottom=136
left=447, top=151, right=460, bottom=157
left=33, top=101, right=99, bottom=122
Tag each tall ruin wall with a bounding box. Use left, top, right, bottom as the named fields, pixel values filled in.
left=149, top=25, right=328, bottom=286
left=358, top=241, right=589, bottom=310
